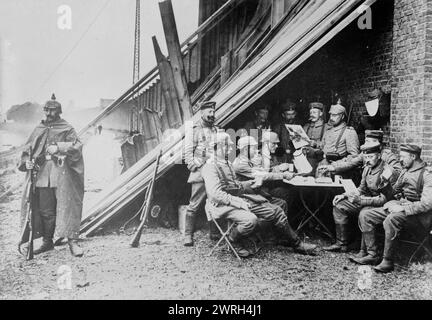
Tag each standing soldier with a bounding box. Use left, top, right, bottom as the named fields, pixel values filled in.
left=274, top=99, right=300, bottom=162
left=323, top=130, right=401, bottom=180
left=303, top=102, right=328, bottom=174
left=183, top=101, right=219, bottom=246
left=18, top=94, right=84, bottom=257
left=323, top=142, right=394, bottom=255
left=317, top=104, right=360, bottom=179
left=201, top=132, right=317, bottom=258
left=358, top=144, right=432, bottom=272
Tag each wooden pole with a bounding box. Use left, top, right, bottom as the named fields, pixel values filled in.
left=159, top=0, right=193, bottom=121
left=152, top=36, right=182, bottom=129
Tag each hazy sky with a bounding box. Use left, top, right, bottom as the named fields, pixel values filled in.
left=0, top=0, right=198, bottom=113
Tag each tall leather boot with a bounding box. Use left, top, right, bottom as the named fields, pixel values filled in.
left=33, top=215, right=55, bottom=255
left=351, top=231, right=380, bottom=265
left=323, top=224, right=349, bottom=252
left=374, top=236, right=396, bottom=273
left=68, top=238, right=84, bottom=257
left=349, top=235, right=367, bottom=262
left=209, top=220, right=220, bottom=241
left=183, top=213, right=195, bottom=247
left=228, top=227, right=252, bottom=258
left=279, top=223, right=317, bottom=255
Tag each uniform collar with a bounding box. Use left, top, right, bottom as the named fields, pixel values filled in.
left=330, top=121, right=346, bottom=131
left=309, top=118, right=324, bottom=128
left=368, top=159, right=385, bottom=175
left=199, top=118, right=215, bottom=129
left=407, top=160, right=427, bottom=173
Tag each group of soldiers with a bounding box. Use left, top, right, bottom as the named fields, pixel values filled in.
left=18, top=95, right=432, bottom=274
left=183, top=99, right=432, bottom=273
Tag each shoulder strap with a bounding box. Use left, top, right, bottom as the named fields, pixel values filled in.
left=417, top=167, right=427, bottom=194
left=320, top=122, right=326, bottom=140
left=334, top=125, right=347, bottom=152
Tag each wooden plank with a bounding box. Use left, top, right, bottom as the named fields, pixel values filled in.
left=159, top=0, right=193, bottom=121
left=220, top=50, right=232, bottom=85
left=152, top=36, right=183, bottom=129
left=272, top=0, right=285, bottom=27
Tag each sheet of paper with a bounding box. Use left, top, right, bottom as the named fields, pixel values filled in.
left=284, top=124, right=311, bottom=149
left=340, top=179, right=358, bottom=194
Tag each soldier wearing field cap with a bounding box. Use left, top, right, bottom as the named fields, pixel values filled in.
left=303, top=102, right=329, bottom=173
left=201, top=132, right=317, bottom=257
left=358, top=143, right=432, bottom=273
left=317, top=104, right=360, bottom=179
left=324, top=141, right=394, bottom=255
left=183, top=100, right=219, bottom=246
left=233, top=136, right=295, bottom=213
left=326, top=129, right=401, bottom=181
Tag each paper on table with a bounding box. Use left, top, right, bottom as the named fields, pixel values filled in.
left=340, top=179, right=359, bottom=194
left=292, top=149, right=313, bottom=174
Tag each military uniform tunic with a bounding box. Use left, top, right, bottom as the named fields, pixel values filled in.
left=332, top=148, right=402, bottom=182
left=321, top=122, right=359, bottom=157
left=359, top=161, right=432, bottom=238
left=201, top=158, right=298, bottom=242
left=183, top=119, right=218, bottom=217
left=333, top=159, right=393, bottom=225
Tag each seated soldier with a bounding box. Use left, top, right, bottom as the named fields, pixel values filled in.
left=323, top=141, right=394, bottom=255
left=201, top=131, right=317, bottom=258
left=233, top=135, right=296, bottom=244
left=357, top=144, right=432, bottom=273
left=233, top=136, right=294, bottom=212
left=323, top=129, right=402, bottom=181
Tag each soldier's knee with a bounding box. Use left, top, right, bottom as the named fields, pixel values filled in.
left=383, top=213, right=404, bottom=231
left=358, top=209, right=375, bottom=230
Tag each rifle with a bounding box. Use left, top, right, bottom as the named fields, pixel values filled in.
left=18, top=147, right=37, bottom=260
left=130, top=149, right=163, bottom=247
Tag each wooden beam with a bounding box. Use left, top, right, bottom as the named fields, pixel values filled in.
left=159, top=0, right=193, bottom=121
left=271, top=0, right=285, bottom=27
left=220, top=50, right=232, bottom=85
left=152, top=36, right=182, bottom=129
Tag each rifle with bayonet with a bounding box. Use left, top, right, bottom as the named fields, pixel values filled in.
left=18, top=147, right=37, bottom=260
left=130, top=149, right=162, bottom=247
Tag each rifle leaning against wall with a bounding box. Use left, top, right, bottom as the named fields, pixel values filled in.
left=130, top=149, right=163, bottom=248
left=18, top=147, right=37, bottom=260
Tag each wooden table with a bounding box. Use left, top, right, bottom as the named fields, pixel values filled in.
left=283, top=178, right=344, bottom=240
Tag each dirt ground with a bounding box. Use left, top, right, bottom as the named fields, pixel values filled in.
left=1, top=170, right=432, bottom=300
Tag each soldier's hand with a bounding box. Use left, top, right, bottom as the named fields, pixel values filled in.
left=333, top=194, right=346, bottom=206
left=46, top=144, right=59, bottom=155
left=388, top=204, right=405, bottom=214
left=250, top=176, right=263, bottom=189
left=283, top=172, right=295, bottom=180
left=276, top=163, right=290, bottom=172
left=25, top=160, right=35, bottom=170
left=239, top=200, right=251, bottom=211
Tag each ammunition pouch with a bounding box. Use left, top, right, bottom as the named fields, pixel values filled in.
left=225, top=186, right=243, bottom=197
left=325, top=152, right=346, bottom=162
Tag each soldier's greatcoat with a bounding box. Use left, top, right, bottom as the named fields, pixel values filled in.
left=18, top=118, right=84, bottom=243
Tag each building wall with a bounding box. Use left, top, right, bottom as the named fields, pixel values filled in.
left=261, top=0, right=395, bottom=146
left=390, top=0, right=432, bottom=162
